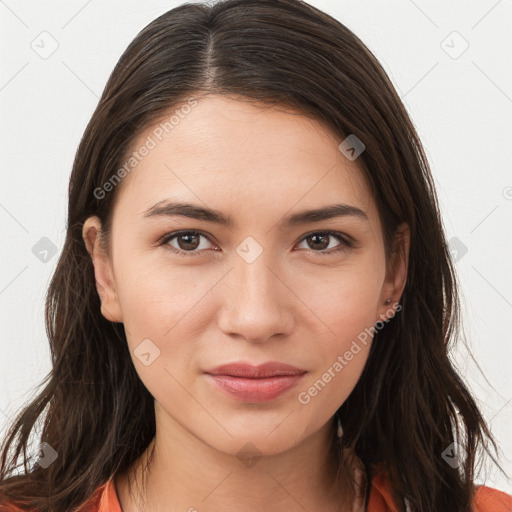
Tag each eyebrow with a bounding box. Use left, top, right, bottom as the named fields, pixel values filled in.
left=142, top=200, right=368, bottom=227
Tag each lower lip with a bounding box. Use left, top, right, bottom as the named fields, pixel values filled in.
left=205, top=373, right=305, bottom=403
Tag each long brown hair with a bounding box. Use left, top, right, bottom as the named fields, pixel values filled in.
left=0, top=1, right=507, bottom=510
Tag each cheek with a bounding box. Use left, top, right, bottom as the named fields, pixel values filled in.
left=296, top=299, right=375, bottom=416
left=294, top=259, right=382, bottom=404
left=114, top=263, right=204, bottom=406
left=114, top=259, right=216, bottom=373
left=305, top=258, right=383, bottom=340
left=115, top=255, right=207, bottom=330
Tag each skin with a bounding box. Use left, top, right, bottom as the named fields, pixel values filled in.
left=82, top=94, right=409, bottom=512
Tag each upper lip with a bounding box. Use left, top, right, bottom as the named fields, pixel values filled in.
left=205, top=362, right=307, bottom=378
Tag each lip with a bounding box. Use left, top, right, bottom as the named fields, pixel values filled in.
left=205, top=361, right=306, bottom=378
left=204, top=362, right=307, bottom=403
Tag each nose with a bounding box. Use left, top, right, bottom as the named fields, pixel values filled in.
left=217, top=250, right=295, bottom=343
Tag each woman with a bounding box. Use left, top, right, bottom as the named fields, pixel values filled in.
left=1, top=1, right=510, bottom=511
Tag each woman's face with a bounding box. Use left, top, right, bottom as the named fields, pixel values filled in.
left=84, top=94, right=407, bottom=457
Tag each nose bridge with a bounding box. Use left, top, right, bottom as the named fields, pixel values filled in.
left=236, top=239, right=282, bottom=306
left=218, top=238, right=293, bottom=341
left=235, top=245, right=277, bottom=301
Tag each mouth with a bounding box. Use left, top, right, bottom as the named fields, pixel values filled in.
left=204, top=362, right=307, bottom=403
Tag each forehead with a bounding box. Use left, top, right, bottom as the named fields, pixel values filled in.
left=112, top=95, right=376, bottom=225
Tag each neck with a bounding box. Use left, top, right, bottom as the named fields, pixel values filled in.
left=116, top=414, right=364, bottom=512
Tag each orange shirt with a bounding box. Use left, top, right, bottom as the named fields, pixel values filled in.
left=366, top=469, right=512, bottom=512
left=3, top=468, right=512, bottom=511
left=77, top=468, right=512, bottom=512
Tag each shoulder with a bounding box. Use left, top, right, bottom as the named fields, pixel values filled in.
left=473, top=484, right=512, bottom=511
left=367, top=465, right=512, bottom=512
left=77, top=477, right=122, bottom=512
left=0, top=478, right=119, bottom=512
left=75, top=479, right=118, bottom=512
left=0, top=494, right=31, bottom=512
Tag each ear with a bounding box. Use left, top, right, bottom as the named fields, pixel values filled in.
left=377, top=222, right=410, bottom=322
left=82, top=216, right=123, bottom=323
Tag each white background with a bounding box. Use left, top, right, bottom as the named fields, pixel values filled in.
left=1, top=0, right=511, bottom=494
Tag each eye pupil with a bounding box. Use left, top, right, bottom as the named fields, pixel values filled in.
left=178, top=233, right=200, bottom=250
left=308, top=234, right=329, bottom=250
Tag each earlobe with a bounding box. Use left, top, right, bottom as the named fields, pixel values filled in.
left=82, top=216, right=123, bottom=323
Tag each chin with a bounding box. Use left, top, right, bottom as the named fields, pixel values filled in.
left=205, top=429, right=301, bottom=460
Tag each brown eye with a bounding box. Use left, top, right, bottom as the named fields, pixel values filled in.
left=296, top=231, right=352, bottom=254
left=158, top=229, right=353, bottom=258
left=159, top=231, right=215, bottom=256
left=306, top=233, right=330, bottom=250
left=175, top=233, right=201, bottom=250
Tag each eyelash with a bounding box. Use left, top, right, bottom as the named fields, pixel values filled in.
left=157, top=230, right=354, bottom=257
